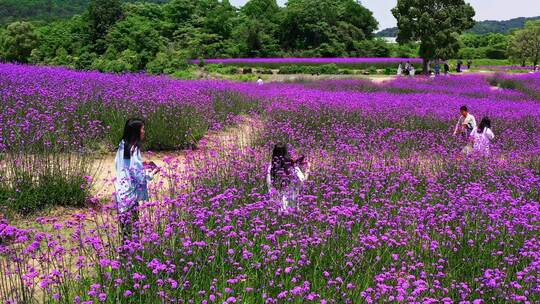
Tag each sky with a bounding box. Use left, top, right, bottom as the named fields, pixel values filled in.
left=229, top=0, right=540, bottom=30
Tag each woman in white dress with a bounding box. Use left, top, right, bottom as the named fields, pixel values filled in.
left=469, top=117, right=495, bottom=156
left=266, top=144, right=309, bottom=211
left=115, top=118, right=158, bottom=241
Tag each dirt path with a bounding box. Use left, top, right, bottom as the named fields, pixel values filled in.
left=10, top=116, right=262, bottom=228
left=264, top=74, right=397, bottom=83
left=92, top=115, right=261, bottom=197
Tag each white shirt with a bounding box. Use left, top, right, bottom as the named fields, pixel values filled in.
left=257, top=78, right=264, bottom=86
left=266, top=164, right=307, bottom=210
left=454, top=113, right=477, bottom=135
left=470, top=127, right=495, bottom=156
left=115, top=140, right=154, bottom=213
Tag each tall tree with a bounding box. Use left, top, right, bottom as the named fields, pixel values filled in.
left=0, top=21, right=39, bottom=62
left=88, top=0, right=123, bottom=50
left=508, top=20, right=540, bottom=66
left=280, top=0, right=377, bottom=56
left=392, top=0, right=475, bottom=74
left=241, top=0, right=280, bottom=22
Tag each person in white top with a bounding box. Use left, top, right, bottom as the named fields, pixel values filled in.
left=115, top=118, right=158, bottom=241
left=257, top=77, right=264, bottom=86
left=397, top=63, right=403, bottom=76
left=469, top=117, right=495, bottom=156
left=453, top=105, right=477, bottom=139
left=409, top=65, right=415, bottom=76
left=266, top=144, right=309, bottom=211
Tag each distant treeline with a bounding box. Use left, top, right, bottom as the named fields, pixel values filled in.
left=0, top=0, right=168, bottom=24
left=377, top=16, right=540, bottom=37
left=0, top=0, right=423, bottom=74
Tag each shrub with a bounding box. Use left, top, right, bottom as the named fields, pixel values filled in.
left=0, top=152, right=92, bottom=214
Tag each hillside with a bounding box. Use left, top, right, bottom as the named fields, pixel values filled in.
left=0, top=0, right=169, bottom=24
left=376, top=16, right=540, bottom=37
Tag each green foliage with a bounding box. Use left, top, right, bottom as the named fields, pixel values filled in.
left=0, top=172, right=89, bottom=214
left=0, top=151, right=91, bottom=214
left=0, top=21, right=38, bottom=62
left=377, top=16, right=540, bottom=37
left=105, top=15, right=166, bottom=70
left=459, top=33, right=508, bottom=59
left=392, top=0, right=475, bottom=71
left=0, top=0, right=391, bottom=73
left=470, top=16, right=540, bottom=35
left=280, top=0, right=378, bottom=56
left=278, top=64, right=340, bottom=75
left=507, top=20, right=540, bottom=66
left=146, top=50, right=189, bottom=75
left=88, top=0, right=123, bottom=48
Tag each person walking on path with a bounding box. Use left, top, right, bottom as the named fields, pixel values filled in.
left=444, top=61, right=450, bottom=75
left=434, top=62, right=441, bottom=76
left=266, top=144, right=310, bottom=212
left=115, top=118, right=158, bottom=242
left=453, top=106, right=477, bottom=139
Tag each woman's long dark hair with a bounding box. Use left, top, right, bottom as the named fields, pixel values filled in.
left=270, top=144, right=294, bottom=189
left=477, top=117, right=491, bottom=133
left=122, top=118, right=145, bottom=159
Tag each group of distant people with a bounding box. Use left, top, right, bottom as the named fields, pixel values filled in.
left=453, top=105, right=494, bottom=157
left=397, top=61, right=416, bottom=76
left=398, top=59, right=474, bottom=76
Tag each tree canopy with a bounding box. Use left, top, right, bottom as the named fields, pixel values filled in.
left=508, top=20, right=540, bottom=66
left=392, top=0, right=475, bottom=73
left=0, top=0, right=387, bottom=73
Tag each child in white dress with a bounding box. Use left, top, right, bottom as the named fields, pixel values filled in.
left=469, top=117, right=495, bottom=156
left=266, top=144, right=309, bottom=211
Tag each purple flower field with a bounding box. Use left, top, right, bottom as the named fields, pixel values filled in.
left=1, top=64, right=539, bottom=303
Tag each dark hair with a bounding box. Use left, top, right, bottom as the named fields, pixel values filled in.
left=460, top=106, right=468, bottom=112
left=270, top=144, right=294, bottom=190
left=477, top=117, right=491, bottom=133
left=122, top=118, right=145, bottom=159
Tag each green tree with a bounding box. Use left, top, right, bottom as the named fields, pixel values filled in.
left=0, top=21, right=38, bottom=62
left=105, top=15, right=166, bottom=70
left=392, top=0, right=475, bottom=74
left=508, top=20, right=540, bottom=66
left=241, top=0, right=280, bottom=22
left=280, top=0, right=377, bottom=56
left=235, top=0, right=281, bottom=57
left=88, top=0, right=123, bottom=50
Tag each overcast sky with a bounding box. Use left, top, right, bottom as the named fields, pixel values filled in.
left=229, top=0, right=540, bottom=30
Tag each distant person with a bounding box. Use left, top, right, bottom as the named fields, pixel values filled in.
left=453, top=106, right=477, bottom=139
left=115, top=118, right=158, bottom=241
left=469, top=117, right=495, bottom=156
left=397, top=63, right=403, bottom=76
left=266, top=144, right=309, bottom=211
left=409, top=65, right=415, bottom=76
left=444, top=61, right=450, bottom=75
left=467, top=59, right=473, bottom=69
left=434, top=62, right=441, bottom=75
left=257, top=77, right=264, bottom=86
left=456, top=60, right=463, bottom=73
left=404, top=61, right=411, bottom=75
